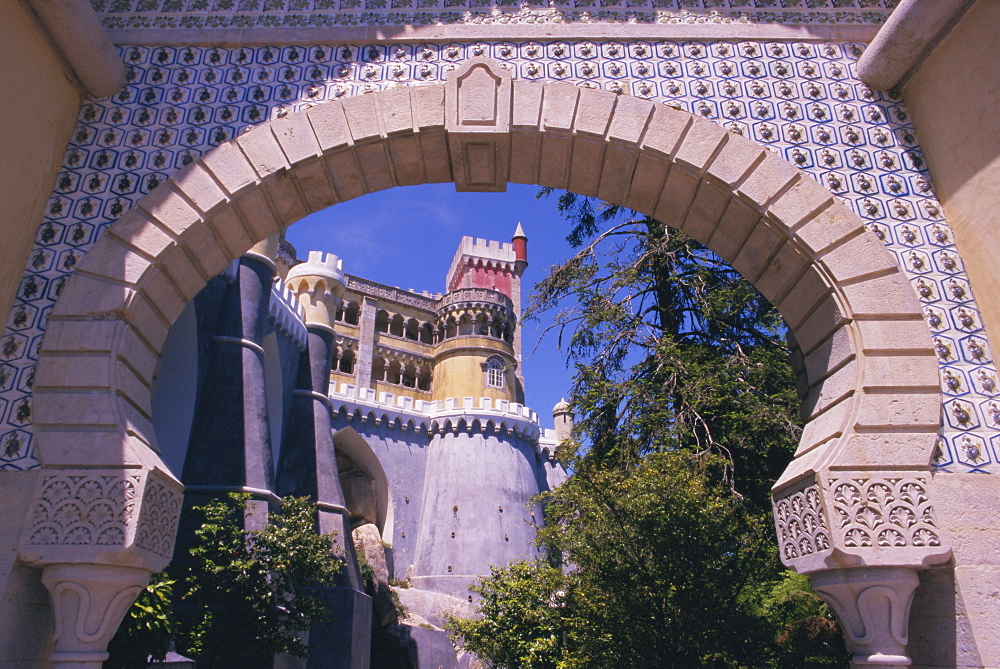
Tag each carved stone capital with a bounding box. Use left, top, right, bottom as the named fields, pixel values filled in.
left=41, top=563, right=151, bottom=668
left=810, top=567, right=919, bottom=668
left=773, top=470, right=951, bottom=573
left=19, top=467, right=183, bottom=572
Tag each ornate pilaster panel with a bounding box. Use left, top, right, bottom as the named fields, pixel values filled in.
left=19, top=467, right=182, bottom=572
left=824, top=472, right=945, bottom=558
left=773, top=475, right=832, bottom=568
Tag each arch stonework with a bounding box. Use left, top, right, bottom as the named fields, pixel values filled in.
left=27, top=59, right=948, bottom=666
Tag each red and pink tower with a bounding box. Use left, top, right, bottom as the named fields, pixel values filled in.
left=443, top=223, right=529, bottom=380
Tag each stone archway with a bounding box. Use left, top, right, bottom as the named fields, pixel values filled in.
left=26, top=58, right=948, bottom=667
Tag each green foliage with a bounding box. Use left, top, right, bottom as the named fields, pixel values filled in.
left=454, top=452, right=786, bottom=668
left=356, top=548, right=377, bottom=588
left=449, top=561, right=570, bottom=669
left=105, top=573, right=175, bottom=668
left=760, top=572, right=848, bottom=666
left=527, top=193, right=800, bottom=508
left=450, top=194, right=847, bottom=668
left=173, top=493, right=342, bottom=668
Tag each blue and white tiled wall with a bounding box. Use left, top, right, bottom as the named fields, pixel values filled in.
left=0, top=35, right=991, bottom=472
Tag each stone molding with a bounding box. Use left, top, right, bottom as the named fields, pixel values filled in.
left=25, top=0, right=125, bottom=97
left=856, top=0, right=977, bottom=91
left=90, top=1, right=892, bottom=43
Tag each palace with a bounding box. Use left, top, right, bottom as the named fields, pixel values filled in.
left=151, top=225, right=566, bottom=666
left=3, top=0, right=1000, bottom=666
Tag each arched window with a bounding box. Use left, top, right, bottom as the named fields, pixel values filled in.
left=485, top=357, right=505, bottom=390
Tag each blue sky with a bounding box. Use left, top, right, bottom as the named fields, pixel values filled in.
left=286, top=183, right=580, bottom=430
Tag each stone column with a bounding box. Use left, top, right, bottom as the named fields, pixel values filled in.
left=773, top=471, right=952, bottom=668
left=354, top=296, right=378, bottom=389
left=277, top=252, right=371, bottom=669
left=18, top=468, right=183, bottom=668
left=181, top=239, right=279, bottom=524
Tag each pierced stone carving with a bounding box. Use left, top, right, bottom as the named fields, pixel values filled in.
left=135, top=478, right=183, bottom=559
left=20, top=468, right=183, bottom=572
left=773, top=480, right=831, bottom=562
left=774, top=470, right=951, bottom=573
left=28, top=473, right=141, bottom=548
left=827, top=474, right=941, bottom=550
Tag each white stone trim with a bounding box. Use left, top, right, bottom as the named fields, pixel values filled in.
left=329, top=383, right=543, bottom=445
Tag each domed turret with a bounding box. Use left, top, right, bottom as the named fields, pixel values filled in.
left=553, top=398, right=573, bottom=444
left=286, top=251, right=347, bottom=332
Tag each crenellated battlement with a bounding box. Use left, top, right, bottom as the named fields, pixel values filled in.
left=445, top=235, right=518, bottom=293
left=268, top=277, right=308, bottom=349
left=328, top=383, right=544, bottom=446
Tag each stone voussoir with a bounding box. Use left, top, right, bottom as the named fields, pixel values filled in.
left=607, top=95, right=656, bottom=145
left=236, top=124, right=292, bottom=178
left=704, top=131, right=765, bottom=187
left=138, top=184, right=203, bottom=238
left=767, top=174, right=835, bottom=231
left=109, top=210, right=176, bottom=260
left=377, top=87, right=416, bottom=136
left=198, top=140, right=260, bottom=196
left=572, top=87, right=616, bottom=137
left=306, top=101, right=353, bottom=152
left=342, top=94, right=384, bottom=143
left=271, top=111, right=324, bottom=166
left=170, top=161, right=229, bottom=215
left=75, top=234, right=152, bottom=287
left=736, top=152, right=801, bottom=207
left=541, top=81, right=580, bottom=132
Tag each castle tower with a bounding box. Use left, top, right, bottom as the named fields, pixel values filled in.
left=277, top=251, right=371, bottom=669
left=444, top=227, right=529, bottom=361
left=431, top=286, right=520, bottom=403
left=437, top=228, right=528, bottom=402
left=409, top=231, right=543, bottom=602
left=278, top=250, right=353, bottom=545
left=411, top=416, right=545, bottom=601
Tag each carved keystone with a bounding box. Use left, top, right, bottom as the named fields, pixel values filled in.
left=445, top=58, right=512, bottom=192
